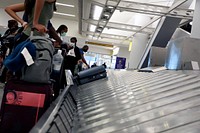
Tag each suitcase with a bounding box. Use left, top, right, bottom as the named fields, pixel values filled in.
left=77, top=66, right=107, bottom=85
left=0, top=80, right=52, bottom=133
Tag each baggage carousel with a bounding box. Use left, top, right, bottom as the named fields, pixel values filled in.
left=30, top=69, right=200, bottom=133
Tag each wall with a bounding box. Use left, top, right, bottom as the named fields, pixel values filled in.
left=0, top=8, right=23, bottom=27
left=117, top=46, right=130, bottom=68
left=87, top=45, right=112, bottom=55
left=129, top=33, right=149, bottom=69
left=0, top=8, right=23, bottom=34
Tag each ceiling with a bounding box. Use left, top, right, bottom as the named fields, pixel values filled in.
left=0, top=0, right=195, bottom=48
left=80, top=0, right=195, bottom=47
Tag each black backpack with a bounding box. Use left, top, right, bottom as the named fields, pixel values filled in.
left=74, top=46, right=81, bottom=61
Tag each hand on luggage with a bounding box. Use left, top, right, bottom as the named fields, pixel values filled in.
left=33, top=24, right=48, bottom=34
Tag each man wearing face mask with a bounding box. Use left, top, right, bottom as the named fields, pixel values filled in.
left=71, top=37, right=90, bottom=71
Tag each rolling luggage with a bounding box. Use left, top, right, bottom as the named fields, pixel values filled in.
left=0, top=80, right=52, bottom=133
left=77, top=66, right=107, bottom=85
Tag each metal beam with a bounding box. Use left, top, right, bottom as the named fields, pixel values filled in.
left=88, top=0, right=192, bottom=42
left=137, top=0, right=190, bottom=69
left=124, top=0, right=190, bottom=41
left=94, top=0, right=122, bottom=39
left=119, top=1, right=193, bottom=19
left=82, top=19, right=154, bottom=34
left=82, top=31, right=128, bottom=40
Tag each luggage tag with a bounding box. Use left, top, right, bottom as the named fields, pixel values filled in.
left=21, top=47, right=34, bottom=66
left=5, top=90, right=45, bottom=108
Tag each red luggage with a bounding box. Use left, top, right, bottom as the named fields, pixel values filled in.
left=0, top=80, right=53, bottom=133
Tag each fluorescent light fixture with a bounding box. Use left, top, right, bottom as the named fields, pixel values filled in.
left=93, top=36, right=98, bottom=40
left=104, top=11, right=111, bottom=17
left=113, top=47, right=119, bottom=55
left=88, top=35, right=93, bottom=38
left=93, top=5, right=103, bottom=20
left=54, top=12, right=75, bottom=17
left=101, top=19, right=107, bottom=23
left=89, top=25, right=96, bottom=32
left=56, top=2, right=74, bottom=7
left=129, top=41, right=132, bottom=51
left=107, top=6, right=114, bottom=9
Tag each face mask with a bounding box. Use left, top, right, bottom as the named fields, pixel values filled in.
left=61, top=32, right=67, bottom=36
left=69, top=43, right=75, bottom=47
left=10, top=26, right=18, bottom=33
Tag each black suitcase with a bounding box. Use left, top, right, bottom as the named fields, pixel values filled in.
left=77, top=66, right=107, bottom=85
left=0, top=80, right=52, bottom=133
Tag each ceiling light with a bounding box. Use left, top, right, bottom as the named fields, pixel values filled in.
left=103, top=12, right=111, bottom=17
left=93, top=36, right=98, bottom=40
left=56, top=2, right=74, bottom=7
left=101, top=18, right=107, bottom=23
left=104, top=14, right=110, bottom=17
left=104, top=27, right=109, bottom=30
left=97, top=27, right=103, bottom=31
left=54, top=12, right=75, bottom=17
left=89, top=25, right=96, bottom=32
left=88, top=35, right=93, bottom=38
left=107, top=6, right=114, bottom=9
left=93, top=5, right=103, bottom=20
left=129, top=41, right=132, bottom=51
left=96, top=27, right=103, bottom=33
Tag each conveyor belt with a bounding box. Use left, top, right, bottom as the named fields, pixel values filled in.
left=73, top=70, right=200, bottom=133
left=30, top=70, right=200, bottom=133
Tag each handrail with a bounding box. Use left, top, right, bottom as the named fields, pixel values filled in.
left=29, top=85, right=71, bottom=133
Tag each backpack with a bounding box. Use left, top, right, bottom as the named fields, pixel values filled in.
left=74, top=46, right=82, bottom=61
left=21, top=36, right=54, bottom=83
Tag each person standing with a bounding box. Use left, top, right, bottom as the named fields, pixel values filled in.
left=102, top=62, right=107, bottom=68
left=0, top=0, right=56, bottom=133
left=5, top=0, right=56, bottom=41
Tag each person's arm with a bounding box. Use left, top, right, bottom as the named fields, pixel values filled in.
left=48, top=25, right=62, bottom=45
left=33, top=0, right=47, bottom=33
left=5, top=3, right=26, bottom=26
left=81, top=54, right=89, bottom=68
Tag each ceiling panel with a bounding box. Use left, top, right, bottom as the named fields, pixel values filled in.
left=0, top=0, right=195, bottom=49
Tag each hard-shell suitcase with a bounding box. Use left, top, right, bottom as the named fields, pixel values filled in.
left=0, top=80, right=52, bottom=133
left=77, top=66, right=107, bottom=85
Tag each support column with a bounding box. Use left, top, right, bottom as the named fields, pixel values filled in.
left=129, top=33, right=149, bottom=69
left=191, top=0, right=200, bottom=39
